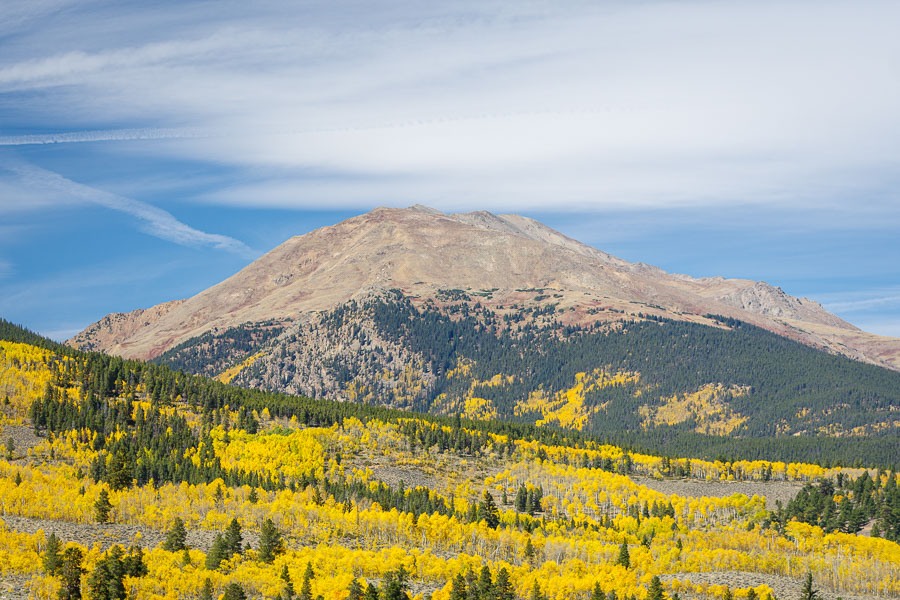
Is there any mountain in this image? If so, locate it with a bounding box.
[68,206,900,438]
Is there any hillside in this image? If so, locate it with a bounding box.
[70,206,899,371]
[3,320,900,600]
[147,293,900,442]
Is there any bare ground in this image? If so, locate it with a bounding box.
[633,476,804,509]
[661,571,888,600]
[0,425,44,460]
[1,515,258,553]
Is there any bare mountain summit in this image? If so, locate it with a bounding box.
[69,205,899,371]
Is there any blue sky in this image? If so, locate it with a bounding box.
[1,0,898,339]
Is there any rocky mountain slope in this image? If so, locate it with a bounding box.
[66,206,900,438]
[70,205,897,370]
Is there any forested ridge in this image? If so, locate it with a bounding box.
[2,318,900,599]
[152,293,900,460]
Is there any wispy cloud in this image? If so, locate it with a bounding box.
[2,1,900,212]
[1,162,254,256]
[822,288,900,313]
[0,127,198,146]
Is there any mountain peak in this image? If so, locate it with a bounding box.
[69,206,898,370]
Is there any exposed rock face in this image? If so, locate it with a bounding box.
[68,206,899,371]
[68,299,186,353]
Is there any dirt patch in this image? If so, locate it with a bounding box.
[661,571,882,600]
[634,477,803,509]
[0,425,44,459]
[360,459,442,492]
[1,515,258,553]
[0,572,32,600]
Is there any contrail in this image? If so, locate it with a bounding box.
[0,127,202,146]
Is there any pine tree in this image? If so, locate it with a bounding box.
[800,573,819,600]
[364,583,380,600]
[300,562,315,600]
[43,532,62,575]
[58,546,85,600]
[515,485,527,512]
[494,568,514,600]
[476,566,492,600]
[647,576,666,600]
[479,491,500,529]
[223,583,247,600]
[87,545,127,600]
[224,518,243,557]
[162,517,188,552]
[347,578,364,600]
[205,533,227,570]
[106,450,131,491]
[200,578,214,600]
[529,581,546,600]
[523,537,535,563]
[281,564,296,599]
[95,489,112,523]
[381,566,409,600]
[450,573,467,600]
[258,518,284,563]
[591,582,606,600]
[616,541,630,568]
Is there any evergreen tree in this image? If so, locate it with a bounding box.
[616,541,630,568]
[58,547,85,600]
[122,546,148,578]
[590,582,606,600]
[523,537,535,563]
[162,517,188,552]
[494,568,514,600]
[476,566,492,600]
[86,545,127,600]
[450,573,467,600]
[43,532,62,576]
[647,577,666,600]
[106,450,131,491]
[223,583,247,600]
[224,518,243,557]
[200,578,214,600]
[800,573,819,600]
[94,489,112,523]
[381,566,410,600]
[205,533,227,570]
[478,491,500,529]
[347,578,364,600]
[515,485,527,512]
[300,562,315,600]
[258,518,284,563]
[529,581,546,600]
[364,583,380,600]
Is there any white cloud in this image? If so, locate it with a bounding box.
[2,1,900,211]
[822,288,900,314]
[0,162,254,256]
